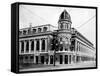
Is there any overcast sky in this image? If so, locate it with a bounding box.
[19,5,96,47]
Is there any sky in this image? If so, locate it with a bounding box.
[19,5,96,47]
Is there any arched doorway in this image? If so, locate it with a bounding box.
[60,55,63,64]
[50,55,53,64]
[36,56,39,64]
[65,55,68,64]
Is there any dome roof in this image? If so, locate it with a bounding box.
[59,10,72,23]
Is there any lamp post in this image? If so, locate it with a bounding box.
[51,31,59,66]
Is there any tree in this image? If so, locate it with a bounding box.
[51,32,59,66]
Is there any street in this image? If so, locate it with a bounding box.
[20,61,96,72]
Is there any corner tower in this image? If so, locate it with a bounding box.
[58,10,72,30]
[57,10,72,51]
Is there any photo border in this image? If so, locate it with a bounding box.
[11,2,98,73]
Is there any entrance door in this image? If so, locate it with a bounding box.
[36,56,38,64]
[41,56,44,64]
[65,55,68,64]
[60,55,63,64]
[50,55,53,64]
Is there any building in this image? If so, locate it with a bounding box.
[19,10,95,66]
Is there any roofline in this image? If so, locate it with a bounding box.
[71,28,93,46]
[19,24,57,30]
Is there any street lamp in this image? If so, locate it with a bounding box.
[51,32,59,66]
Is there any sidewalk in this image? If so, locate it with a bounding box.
[20,61,96,72]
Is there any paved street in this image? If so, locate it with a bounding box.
[20,61,96,72]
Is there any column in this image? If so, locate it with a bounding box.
[34,39,36,53]
[63,55,65,64]
[78,43,80,52]
[75,40,77,52]
[29,40,31,53]
[45,39,47,52]
[79,56,81,62]
[74,55,77,63]
[39,39,42,52]
[71,55,73,64]
[68,55,69,64]
[77,41,79,52]
[34,39,36,63]
[48,55,50,65]
[63,46,65,51]
[24,41,26,53]
[19,41,21,54]
[73,55,75,63]
[68,44,70,51]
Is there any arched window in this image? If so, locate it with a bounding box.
[38,28,42,32]
[42,40,45,51]
[60,44,63,51]
[21,41,24,53]
[36,40,39,51]
[19,31,22,35]
[60,23,63,29]
[65,48,68,51]
[33,29,36,33]
[26,41,29,52]
[60,37,62,41]
[23,30,27,35]
[31,41,34,51]
[43,27,47,32]
[28,29,31,34]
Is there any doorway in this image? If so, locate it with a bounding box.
[41,56,44,64]
[36,56,38,64]
[65,55,68,64]
[60,55,63,64]
[50,55,53,64]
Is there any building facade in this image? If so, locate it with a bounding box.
[19,10,95,66]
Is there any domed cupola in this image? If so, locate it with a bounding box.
[58,10,72,30]
[59,10,72,23]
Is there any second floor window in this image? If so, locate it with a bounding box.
[33,29,36,33]
[26,41,29,52]
[42,40,45,50]
[23,30,27,35]
[36,40,39,51]
[31,41,34,51]
[19,31,22,35]
[38,28,42,32]
[21,41,24,53]
[43,27,47,32]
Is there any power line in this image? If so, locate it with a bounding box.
[76,15,95,29]
[22,6,50,24]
